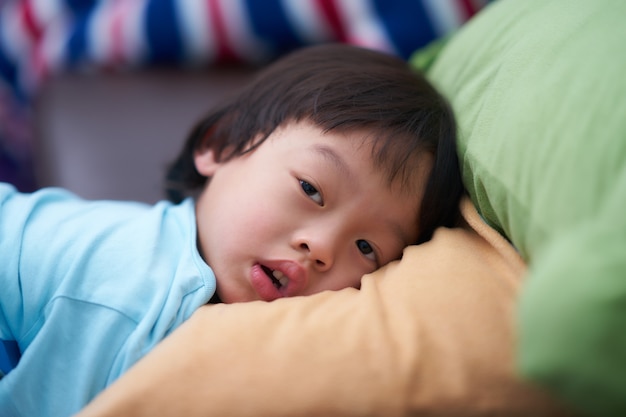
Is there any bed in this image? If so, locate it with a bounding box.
[2,0,626,416]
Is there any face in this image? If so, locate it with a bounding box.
[194,121,431,303]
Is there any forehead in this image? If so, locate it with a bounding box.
[266,121,379,174]
[266,121,429,242]
[268,120,432,196]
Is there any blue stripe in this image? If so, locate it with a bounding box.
[145,0,183,63]
[64,0,99,15]
[0,47,16,84]
[373,0,437,59]
[0,46,24,99]
[244,0,303,56]
[66,11,90,66]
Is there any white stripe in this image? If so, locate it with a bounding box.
[38,16,70,74]
[14,0,69,89]
[218,0,269,63]
[88,1,116,65]
[175,0,217,65]
[1,2,32,63]
[29,0,65,28]
[422,0,464,36]
[334,0,396,54]
[282,0,335,44]
[26,0,69,79]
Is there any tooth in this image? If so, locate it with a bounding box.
[278,277,289,287]
[272,270,284,279]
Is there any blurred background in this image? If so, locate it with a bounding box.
[0,0,487,203]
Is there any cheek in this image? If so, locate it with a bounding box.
[222,188,294,248]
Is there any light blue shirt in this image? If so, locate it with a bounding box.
[0,183,216,416]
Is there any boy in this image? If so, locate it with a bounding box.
[0,44,463,416]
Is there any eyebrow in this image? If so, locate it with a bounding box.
[311,144,354,181]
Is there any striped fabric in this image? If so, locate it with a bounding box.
[0,0,487,97]
[0,0,487,190]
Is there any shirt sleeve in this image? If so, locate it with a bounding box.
[0,184,212,416]
[0,183,78,345]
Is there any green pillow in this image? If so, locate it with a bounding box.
[416,0,626,415]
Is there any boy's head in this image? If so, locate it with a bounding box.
[167,44,463,303]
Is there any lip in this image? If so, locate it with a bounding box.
[249,260,307,301]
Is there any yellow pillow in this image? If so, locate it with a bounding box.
[77,198,572,417]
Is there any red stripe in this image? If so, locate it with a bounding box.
[315,0,348,43]
[19,0,43,41]
[26,0,47,88]
[458,0,480,20]
[207,0,239,63]
[30,45,48,91]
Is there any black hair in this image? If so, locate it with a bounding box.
[165,43,463,244]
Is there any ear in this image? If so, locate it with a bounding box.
[194,147,221,177]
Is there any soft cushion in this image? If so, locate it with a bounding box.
[424,0,626,415]
[77,198,570,417]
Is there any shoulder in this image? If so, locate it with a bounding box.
[1,183,152,223]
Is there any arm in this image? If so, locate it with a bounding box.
[0,184,141,416]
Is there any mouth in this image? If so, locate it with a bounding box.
[261,265,289,289]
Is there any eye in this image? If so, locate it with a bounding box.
[300,180,323,205]
[356,239,377,262]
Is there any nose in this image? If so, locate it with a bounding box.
[293,231,336,271]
